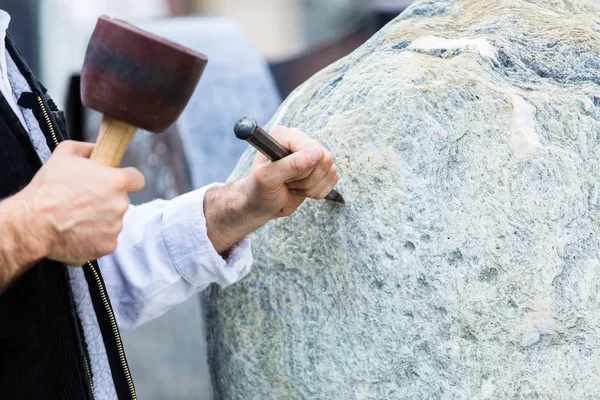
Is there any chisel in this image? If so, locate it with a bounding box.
[234,117,345,204]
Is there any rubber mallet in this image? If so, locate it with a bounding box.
[81,15,207,167]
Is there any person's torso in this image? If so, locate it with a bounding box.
[0,35,136,400]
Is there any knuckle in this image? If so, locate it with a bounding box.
[118,198,130,214]
[289,127,304,137]
[121,168,145,192]
[110,202,121,214]
[114,220,124,234]
[289,188,305,198]
[109,239,118,253]
[291,180,309,190]
[269,125,287,139]
[305,188,319,198]
[329,165,338,177]
[290,156,304,174]
[323,152,335,167]
[110,197,129,215]
[102,239,118,255]
[55,141,71,153]
[253,167,271,187]
[112,172,127,190]
[253,152,269,165]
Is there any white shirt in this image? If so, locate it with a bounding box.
[0,10,253,399]
[0,11,26,128]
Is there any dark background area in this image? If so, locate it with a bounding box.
[0,0,39,75]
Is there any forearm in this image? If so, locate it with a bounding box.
[0,195,45,293]
[204,179,270,255]
[103,185,254,329]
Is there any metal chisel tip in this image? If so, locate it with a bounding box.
[325,190,346,204]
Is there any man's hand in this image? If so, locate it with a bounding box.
[205,126,339,254]
[23,141,146,266]
[0,140,145,292]
[0,140,145,286]
[243,125,339,217]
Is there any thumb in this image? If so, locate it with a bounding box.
[55,140,95,158]
[118,167,146,193]
[270,146,324,184]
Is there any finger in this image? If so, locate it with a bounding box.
[252,150,270,167]
[262,146,324,186]
[118,167,146,193]
[55,140,95,157]
[276,192,306,218]
[288,189,307,199]
[291,167,340,200]
[287,151,335,188]
[269,126,327,181]
[270,126,320,153]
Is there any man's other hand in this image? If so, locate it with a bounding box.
[242,125,339,218]
[205,126,339,254]
[20,141,145,266]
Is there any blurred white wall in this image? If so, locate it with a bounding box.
[39,0,168,107]
[193,0,304,60]
[192,0,365,61]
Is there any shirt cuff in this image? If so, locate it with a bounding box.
[161,183,253,288]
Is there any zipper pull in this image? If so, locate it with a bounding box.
[16,91,39,109]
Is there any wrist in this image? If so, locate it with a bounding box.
[9,190,49,262]
[0,193,46,290]
[204,180,270,255]
[234,177,279,224]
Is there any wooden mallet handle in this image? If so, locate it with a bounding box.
[90,116,138,167]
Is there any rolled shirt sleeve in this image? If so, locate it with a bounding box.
[99,183,253,331]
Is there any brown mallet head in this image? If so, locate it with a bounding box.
[82,15,207,133]
[81,16,207,167]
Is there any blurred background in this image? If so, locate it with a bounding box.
[2,0,418,106]
[6,0,599,399]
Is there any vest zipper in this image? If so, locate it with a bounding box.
[36,96,59,147]
[84,356,95,399]
[37,95,136,400]
[86,261,136,399]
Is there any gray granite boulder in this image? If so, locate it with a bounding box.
[207,1,600,398]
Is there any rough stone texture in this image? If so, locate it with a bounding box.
[207,1,600,398]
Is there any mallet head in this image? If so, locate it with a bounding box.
[81,15,207,133]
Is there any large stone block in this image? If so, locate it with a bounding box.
[207,1,600,398]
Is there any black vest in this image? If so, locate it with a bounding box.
[0,35,136,399]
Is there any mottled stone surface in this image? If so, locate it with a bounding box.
[207,1,600,398]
